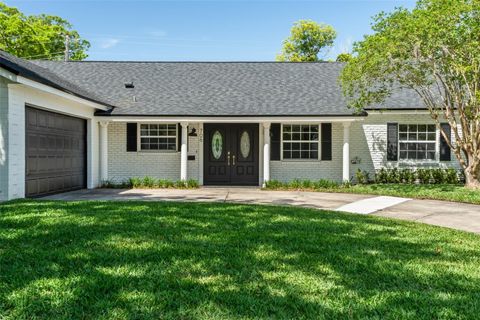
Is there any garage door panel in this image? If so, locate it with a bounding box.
[26,106,86,197]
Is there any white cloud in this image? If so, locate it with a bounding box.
[100,38,120,49]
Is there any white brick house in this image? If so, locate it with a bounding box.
[0,50,459,200]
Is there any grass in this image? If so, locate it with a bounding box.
[1,200,479,319]
[341,184,480,204]
[265,180,480,205]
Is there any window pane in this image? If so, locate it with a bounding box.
[427,151,435,160]
[399,133,408,140]
[418,133,427,140]
[427,133,436,140]
[408,124,417,132]
[292,133,301,140]
[310,143,318,151]
[292,143,300,151]
[283,142,291,151]
[310,151,318,159]
[302,133,310,140]
[292,151,300,158]
[400,151,407,159]
[283,150,291,159]
[427,143,436,151]
[292,125,300,132]
[418,124,426,132]
[301,151,309,158]
[427,125,435,132]
[283,125,291,133]
[399,124,408,132]
[408,132,417,140]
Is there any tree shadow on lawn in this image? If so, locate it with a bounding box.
[0,200,479,319]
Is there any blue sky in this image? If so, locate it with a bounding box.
[6,0,415,61]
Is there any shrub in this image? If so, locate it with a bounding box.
[399,169,415,184]
[129,177,142,188]
[355,169,370,184]
[289,179,302,189]
[186,179,199,188]
[375,168,389,184]
[416,169,432,184]
[313,179,339,189]
[301,179,314,189]
[142,176,157,188]
[174,180,187,188]
[265,180,284,189]
[430,168,445,184]
[444,168,459,184]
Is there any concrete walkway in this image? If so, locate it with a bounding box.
[44,187,480,234]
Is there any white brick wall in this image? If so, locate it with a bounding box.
[271,114,460,183]
[107,123,200,182]
[0,79,9,201]
[271,122,344,182]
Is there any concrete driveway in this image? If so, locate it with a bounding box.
[44,187,480,234]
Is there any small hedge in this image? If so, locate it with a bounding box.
[372,168,462,185]
[101,177,199,189]
[265,179,347,191]
[265,168,463,191]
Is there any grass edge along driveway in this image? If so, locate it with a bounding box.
[1,200,479,319]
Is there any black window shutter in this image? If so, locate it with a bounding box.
[177,123,182,152]
[321,123,332,160]
[126,123,137,152]
[270,123,281,160]
[387,123,398,161]
[440,123,451,161]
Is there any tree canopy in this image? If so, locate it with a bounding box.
[336,53,352,62]
[340,0,480,188]
[276,20,336,62]
[0,2,89,60]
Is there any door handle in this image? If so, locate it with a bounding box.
[227,151,230,166]
[232,155,236,166]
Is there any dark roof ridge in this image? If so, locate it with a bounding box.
[34,60,345,64]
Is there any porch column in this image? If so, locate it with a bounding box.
[99,121,109,182]
[342,122,351,182]
[262,122,271,187]
[180,122,188,181]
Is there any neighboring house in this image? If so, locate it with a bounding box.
[0,50,458,200]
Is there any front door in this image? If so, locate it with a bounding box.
[204,123,259,185]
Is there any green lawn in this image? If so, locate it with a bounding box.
[1,200,479,319]
[340,184,480,204]
[266,183,480,205]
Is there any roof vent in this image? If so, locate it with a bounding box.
[125,82,134,89]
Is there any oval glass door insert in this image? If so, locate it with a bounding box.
[240,131,250,158]
[211,130,223,159]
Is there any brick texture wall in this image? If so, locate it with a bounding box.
[0,79,8,201]
[107,123,200,182]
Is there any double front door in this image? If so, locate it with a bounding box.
[204,123,259,185]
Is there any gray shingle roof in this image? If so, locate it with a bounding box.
[32,60,424,116]
[1,50,424,116]
[0,50,114,108]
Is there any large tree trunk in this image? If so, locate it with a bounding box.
[464,159,480,189]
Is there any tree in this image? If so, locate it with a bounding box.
[336,53,352,62]
[0,2,89,60]
[276,20,336,62]
[340,0,480,188]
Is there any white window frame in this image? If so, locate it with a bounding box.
[397,123,438,162]
[280,123,321,161]
[137,123,178,152]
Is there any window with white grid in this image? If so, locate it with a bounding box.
[282,124,319,160]
[140,124,177,151]
[399,124,436,160]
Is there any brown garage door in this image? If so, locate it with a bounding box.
[25,106,86,197]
